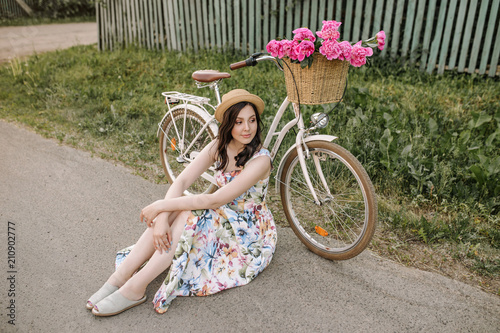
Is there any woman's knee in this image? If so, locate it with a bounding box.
[172,211,190,229]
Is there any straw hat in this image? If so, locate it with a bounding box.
[214,89,265,123]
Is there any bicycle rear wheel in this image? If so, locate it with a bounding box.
[280,140,377,260]
[159,104,217,195]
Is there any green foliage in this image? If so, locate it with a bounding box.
[1,0,94,21]
[321,65,500,210]
[30,0,95,19]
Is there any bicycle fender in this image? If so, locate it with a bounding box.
[156,104,218,137]
[274,135,337,194]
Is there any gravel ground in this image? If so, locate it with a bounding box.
[0,22,97,63]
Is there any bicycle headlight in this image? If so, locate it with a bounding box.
[311,113,329,128]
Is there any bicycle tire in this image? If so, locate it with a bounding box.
[280,140,377,260]
[159,105,217,195]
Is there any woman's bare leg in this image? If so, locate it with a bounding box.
[107,211,183,288]
[118,211,190,300]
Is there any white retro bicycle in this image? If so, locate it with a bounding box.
[157,53,377,260]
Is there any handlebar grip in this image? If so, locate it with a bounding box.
[230,56,259,70]
[230,60,248,70]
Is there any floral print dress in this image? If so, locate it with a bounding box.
[115,148,277,314]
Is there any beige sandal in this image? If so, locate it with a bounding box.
[86,282,119,310]
[92,290,147,317]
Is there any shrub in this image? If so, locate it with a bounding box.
[31,0,95,18]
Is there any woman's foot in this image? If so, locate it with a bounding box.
[92,290,147,317]
[86,282,119,310]
[86,269,131,310]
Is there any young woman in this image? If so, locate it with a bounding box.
[87,89,277,316]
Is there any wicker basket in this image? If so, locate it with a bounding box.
[282,54,350,105]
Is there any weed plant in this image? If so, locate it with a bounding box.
[0,45,498,284]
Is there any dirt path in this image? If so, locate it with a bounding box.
[0,22,97,63]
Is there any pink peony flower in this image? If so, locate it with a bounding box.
[316,20,342,40]
[266,39,282,58]
[288,40,300,60]
[292,27,316,42]
[319,39,341,60]
[296,40,315,61]
[267,20,383,67]
[338,41,352,61]
[280,39,293,58]
[350,41,373,67]
[376,30,386,50]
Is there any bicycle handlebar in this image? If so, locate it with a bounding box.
[229,59,255,70]
[230,53,283,71]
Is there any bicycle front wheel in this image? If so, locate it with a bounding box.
[280,140,377,260]
[159,104,217,195]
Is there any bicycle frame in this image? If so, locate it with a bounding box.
[157,66,337,205]
[262,98,337,205]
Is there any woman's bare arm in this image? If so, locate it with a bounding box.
[141,154,271,218]
[142,140,217,253]
[163,140,218,200]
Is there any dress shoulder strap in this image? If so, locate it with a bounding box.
[246,148,271,165]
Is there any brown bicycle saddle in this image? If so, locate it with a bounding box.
[192,70,231,82]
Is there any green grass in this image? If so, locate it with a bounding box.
[0,45,498,289]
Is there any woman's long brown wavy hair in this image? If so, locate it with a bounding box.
[215,102,263,172]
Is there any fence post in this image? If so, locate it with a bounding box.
[226,0,233,48]
[401,0,417,58]
[437,0,458,74]
[410,0,426,63]
[256,0,262,52]
[458,0,478,73]
[334,0,340,21]
[391,0,404,59]
[362,0,374,39]
[343,0,353,42]
[488,23,500,77]
[14,0,32,15]
[468,0,490,73]
[242,0,248,53]
[286,0,293,39]
[372,0,384,33]
[351,0,363,42]
[479,0,499,75]
[234,0,241,50]
[249,0,255,53]
[426,0,448,73]
[381,0,394,58]
[97,3,102,51]
[448,0,468,69]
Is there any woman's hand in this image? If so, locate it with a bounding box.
[152,214,172,254]
[140,200,165,227]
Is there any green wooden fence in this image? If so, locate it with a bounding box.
[97,0,500,77]
[0,0,35,17]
